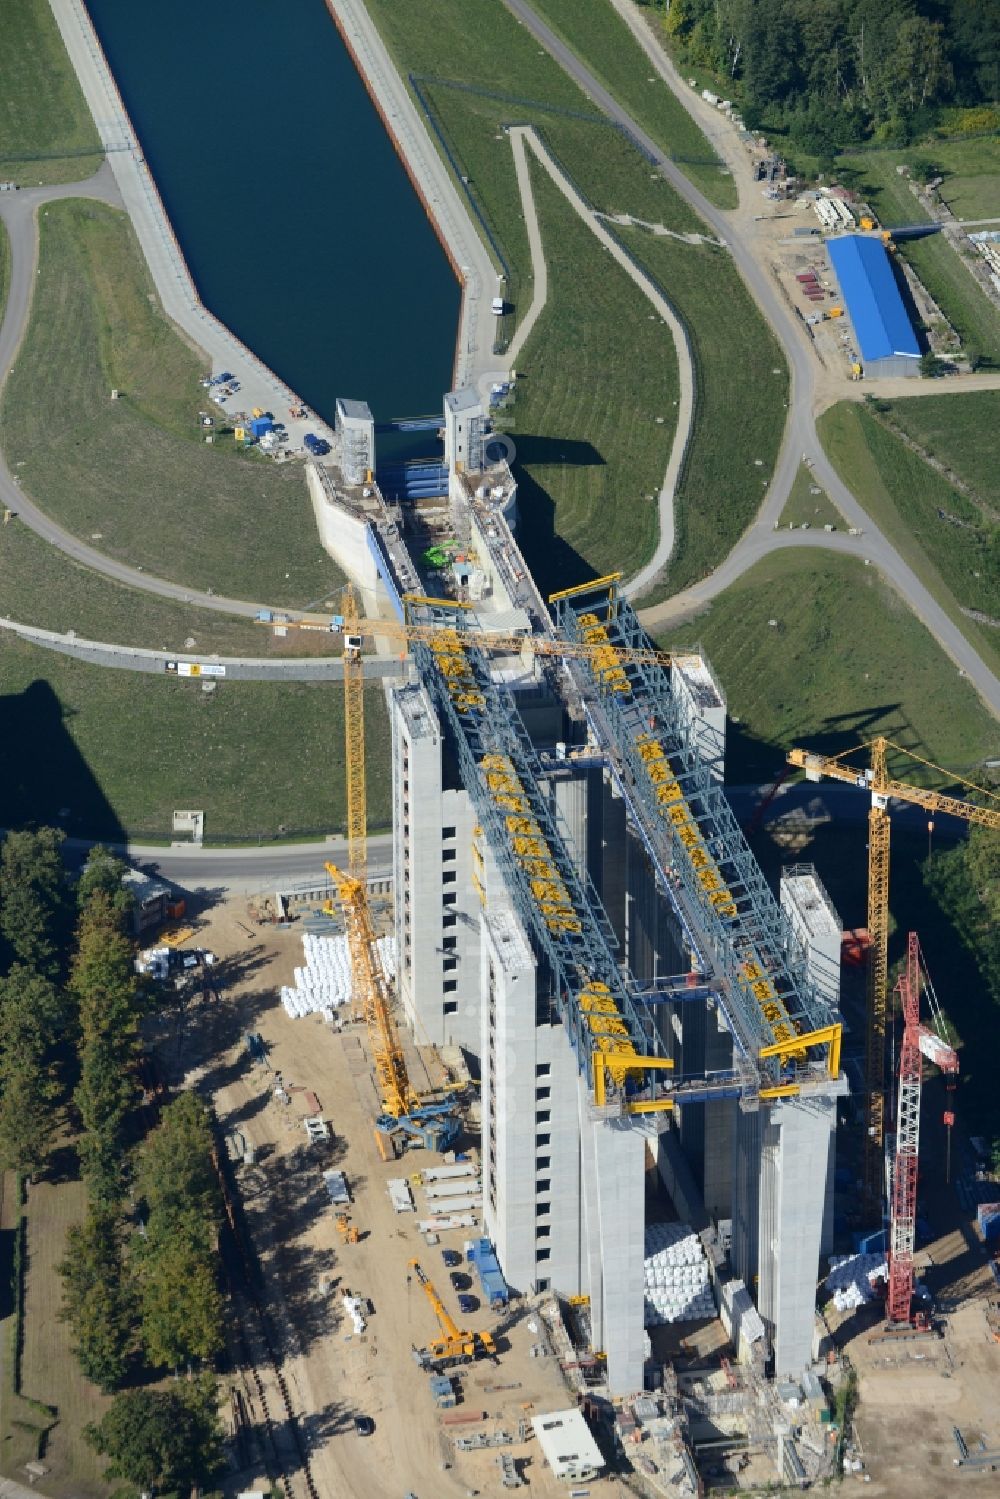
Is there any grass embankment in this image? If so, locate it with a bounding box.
[839,148,1000,366]
[818,402,1000,677]
[0,636,391,842]
[778,464,842,530]
[525,0,736,207]
[0,200,339,605]
[616,229,788,595]
[508,161,678,591]
[0,523,337,656]
[365,0,783,589]
[880,389,1000,502]
[657,550,998,784]
[0,0,102,185]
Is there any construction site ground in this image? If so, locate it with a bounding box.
[825,1073,1000,1499]
[151,896,629,1499]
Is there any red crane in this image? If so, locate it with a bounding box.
[887,934,959,1326]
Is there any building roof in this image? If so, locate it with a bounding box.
[827,236,920,364]
[336,397,373,422]
[444,386,482,414]
[531,1409,605,1480]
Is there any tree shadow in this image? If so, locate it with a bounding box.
[0,679,126,840]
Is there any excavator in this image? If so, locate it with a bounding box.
[409,1259,497,1372]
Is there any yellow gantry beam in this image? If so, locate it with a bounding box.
[759,1022,843,1080]
[547,573,623,603]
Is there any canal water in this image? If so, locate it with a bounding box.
[84,0,460,445]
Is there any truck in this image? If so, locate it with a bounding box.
[468,1237,510,1310]
[323,1169,351,1207]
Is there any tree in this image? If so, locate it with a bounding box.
[919,349,939,376]
[73,892,141,1203]
[0,965,63,1179]
[137,1229,224,1371]
[85,1378,222,1495]
[0,828,69,978]
[135,1091,221,1230]
[58,1207,134,1391]
[134,1093,224,1372]
[76,846,133,929]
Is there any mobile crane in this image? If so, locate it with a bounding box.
[409,1259,497,1371]
[786,738,999,1214]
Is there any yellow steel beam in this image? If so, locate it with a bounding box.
[759,1083,801,1101]
[547,573,622,604]
[759,1022,843,1079]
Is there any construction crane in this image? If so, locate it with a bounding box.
[786,738,1000,1215]
[408,1259,497,1371]
[323,587,461,1157]
[886,933,958,1330]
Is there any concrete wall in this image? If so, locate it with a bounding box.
[306,467,380,595]
[481,906,582,1297]
[391,683,480,1054]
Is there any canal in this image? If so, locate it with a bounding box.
[83,0,460,442]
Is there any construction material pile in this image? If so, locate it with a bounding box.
[280,933,395,1019]
[824,1253,888,1311]
[643,1223,714,1325]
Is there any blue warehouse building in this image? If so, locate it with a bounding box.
[827,235,921,378]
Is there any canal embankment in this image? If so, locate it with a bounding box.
[47,0,324,445]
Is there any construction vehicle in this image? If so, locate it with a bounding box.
[409,1258,497,1371]
[883,933,957,1333]
[786,738,999,1214]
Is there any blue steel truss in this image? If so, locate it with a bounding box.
[552,583,837,1070]
[409,612,665,1090]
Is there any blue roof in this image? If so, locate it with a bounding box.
[827,236,920,363]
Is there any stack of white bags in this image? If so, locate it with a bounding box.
[280,933,396,1020]
[824,1253,888,1311]
[643,1223,715,1326]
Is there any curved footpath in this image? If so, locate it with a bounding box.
[508,126,694,594]
[502,0,1000,719]
[0,4,995,722]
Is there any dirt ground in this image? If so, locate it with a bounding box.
[155,897,630,1499]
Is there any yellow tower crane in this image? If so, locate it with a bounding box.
[786,738,1000,1213]
[275,580,678,1130]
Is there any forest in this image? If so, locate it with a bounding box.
[647,0,1000,154]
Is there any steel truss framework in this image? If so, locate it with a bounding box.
[550,580,838,1092]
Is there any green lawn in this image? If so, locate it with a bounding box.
[657,550,998,785]
[818,402,1000,675]
[616,227,789,596]
[0,0,102,186]
[15,1177,111,1498]
[0,522,333,655]
[526,0,736,206]
[838,148,1000,366]
[0,200,339,605]
[880,390,1000,505]
[778,464,843,531]
[0,636,391,841]
[509,160,678,592]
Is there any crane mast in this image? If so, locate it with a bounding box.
[887,934,958,1326]
[787,738,998,1217]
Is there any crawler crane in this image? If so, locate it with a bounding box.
[409,1259,497,1371]
[786,738,999,1214]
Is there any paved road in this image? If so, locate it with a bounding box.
[502,0,1000,719]
[0,617,407,681]
[60,831,395,893]
[507,126,693,595]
